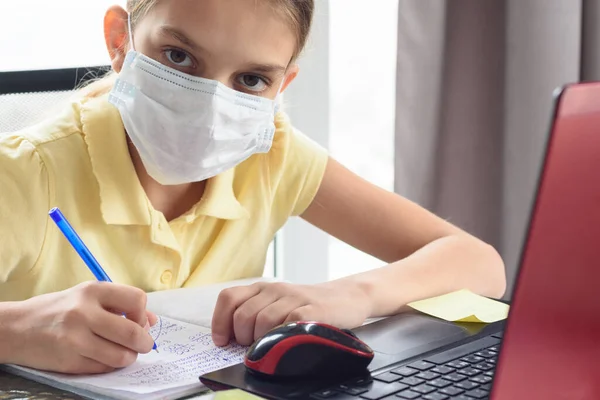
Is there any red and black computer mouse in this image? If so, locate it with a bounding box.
[244,321,374,379]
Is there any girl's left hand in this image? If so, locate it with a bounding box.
[211,281,373,346]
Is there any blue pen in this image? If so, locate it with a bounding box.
[48,207,158,352]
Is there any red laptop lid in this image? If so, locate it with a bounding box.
[491,83,600,400]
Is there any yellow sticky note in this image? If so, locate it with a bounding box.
[408,290,509,323]
[211,389,265,400]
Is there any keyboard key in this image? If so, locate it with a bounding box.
[400,377,424,386]
[473,362,495,371]
[481,383,492,391]
[475,350,497,358]
[484,371,495,377]
[392,366,419,377]
[408,360,436,371]
[445,373,467,382]
[488,346,499,352]
[488,357,497,364]
[425,337,500,365]
[416,371,440,380]
[423,393,449,400]
[411,384,436,394]
[455,380,479,390]
[338,384,368,396]
[311,389,340,398]
[470,375,493,384]
[447,361,470,369]
[461,355,485,364]
[429,378,452,388]
[374,372,401,383]
[454,396,474,400]
[359,381,408,400]
[458,367,481,377]
[465,388,490,399]
[343,388,368,396]
[396,390,421,399]
[349,377,374,386]
[431,366,455,375]
[440,386,465,396]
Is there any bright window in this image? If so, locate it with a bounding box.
[0,0,124,72]
[328,0,398,280]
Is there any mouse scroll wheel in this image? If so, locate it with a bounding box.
[342,329,358,338]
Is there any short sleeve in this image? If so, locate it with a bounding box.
[0,133,49,283]
[268,113,329,219]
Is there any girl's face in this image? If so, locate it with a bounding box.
[105,0,300,100]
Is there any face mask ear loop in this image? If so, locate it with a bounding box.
[127,13,136,51]
[273,78,286,114]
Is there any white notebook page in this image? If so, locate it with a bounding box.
[8,316,246,399]
[146,277,278,328]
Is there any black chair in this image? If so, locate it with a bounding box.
[0,66,110,132]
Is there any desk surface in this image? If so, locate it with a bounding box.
[0,370,83,399]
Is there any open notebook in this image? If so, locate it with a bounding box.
[3,277,274,400]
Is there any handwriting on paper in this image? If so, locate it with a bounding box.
[149,317,185,341]
[157,340,196,356]
[189,332,214,346]
[57,317,247,394]
[119,344,247,386]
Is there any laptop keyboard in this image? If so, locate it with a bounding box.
[310,335,502,400]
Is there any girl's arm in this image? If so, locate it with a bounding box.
[0,302,19,363]
[301,158,506,316]
[211,157,506,346]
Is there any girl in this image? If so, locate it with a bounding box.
[0,0,505,374]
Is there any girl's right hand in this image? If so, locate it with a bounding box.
[3,281,157,374]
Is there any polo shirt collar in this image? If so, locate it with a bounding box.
[79,95,248,225]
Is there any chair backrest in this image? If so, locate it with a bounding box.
[0,66,110,133]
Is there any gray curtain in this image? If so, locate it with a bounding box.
[395,0,600,297]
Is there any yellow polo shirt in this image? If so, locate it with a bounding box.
[0,94,328,301]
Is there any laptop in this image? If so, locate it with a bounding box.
[200,81,600,400]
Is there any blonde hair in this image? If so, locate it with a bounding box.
[81,0,314,98]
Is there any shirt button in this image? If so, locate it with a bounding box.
[160,270,173,284]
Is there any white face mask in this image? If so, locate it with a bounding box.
[108,17,281,185]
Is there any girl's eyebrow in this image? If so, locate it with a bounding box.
[158,25,288,74]
[244,63,287,75]
[159,26,203,52]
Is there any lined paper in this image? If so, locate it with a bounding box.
[8,317,246,399]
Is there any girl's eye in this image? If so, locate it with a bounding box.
[165,49,193,67]
[236,74,268,92]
